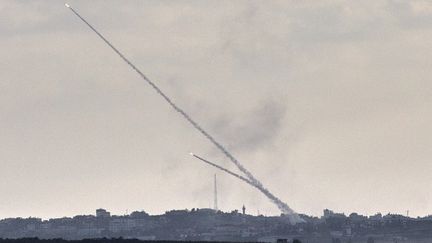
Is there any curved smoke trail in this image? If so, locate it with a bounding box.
[66,4,302,223]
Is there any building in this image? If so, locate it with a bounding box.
[96,208,111,218]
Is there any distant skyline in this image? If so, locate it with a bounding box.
[1,0,432,219]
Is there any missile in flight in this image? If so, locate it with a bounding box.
[190,152,252,185]
[65,3,302,223]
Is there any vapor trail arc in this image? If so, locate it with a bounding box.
[65,3,301,223]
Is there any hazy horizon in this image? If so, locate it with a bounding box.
[1,0,432,219]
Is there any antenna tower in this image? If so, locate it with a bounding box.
[214,174,218,211]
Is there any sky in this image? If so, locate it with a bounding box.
[1,0,432,219]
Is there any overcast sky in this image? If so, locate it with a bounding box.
[1,0,432,219]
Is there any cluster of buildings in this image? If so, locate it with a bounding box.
[1,208,432,242]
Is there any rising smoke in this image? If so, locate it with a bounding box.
[66,4,303,224]
[211,101,287,152]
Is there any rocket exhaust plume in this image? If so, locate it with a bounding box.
[65,4,302,223]
[190,153,253,185]
[191,153,304,224]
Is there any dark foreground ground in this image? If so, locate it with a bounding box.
[0,240,291,243]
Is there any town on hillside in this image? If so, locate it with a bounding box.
[1,208,432,243]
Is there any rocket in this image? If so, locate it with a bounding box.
[64,3,303,224]
[190,152,252,185]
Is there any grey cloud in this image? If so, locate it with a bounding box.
[210,101,286,152]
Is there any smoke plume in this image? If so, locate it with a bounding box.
[191,153,252,185]
[66,5,303,223]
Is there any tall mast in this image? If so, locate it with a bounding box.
[214,174,218,211]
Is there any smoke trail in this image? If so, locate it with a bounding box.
[65,4,302,223]
[191,153,253,185]
[191,153,304,224]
